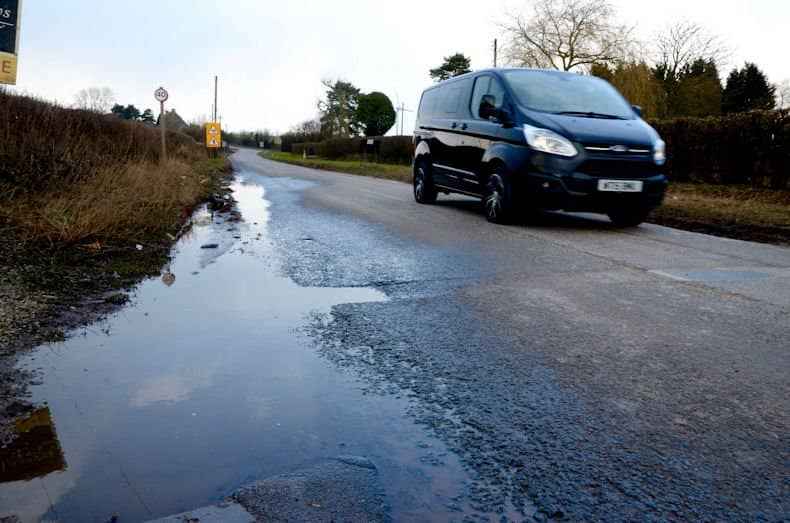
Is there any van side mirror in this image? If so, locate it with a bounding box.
[632,105,643,118]
[479,95,496,119]
[479,95,514,127]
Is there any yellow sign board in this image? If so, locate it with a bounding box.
[1,0,22,85]
[205,122,222,149]
[0,53,17,85]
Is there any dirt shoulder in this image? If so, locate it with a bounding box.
[260,151,789,246]
[650,183,790,246]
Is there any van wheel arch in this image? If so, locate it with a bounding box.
[413,156,438,204]
[481,159,508,185]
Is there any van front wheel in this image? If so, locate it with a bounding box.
[413,160,438,204]
[484,170,513,224]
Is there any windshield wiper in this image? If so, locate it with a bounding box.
[552,111,624,120]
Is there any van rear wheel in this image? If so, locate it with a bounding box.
[413,160,438,204]
[484,169,513,224]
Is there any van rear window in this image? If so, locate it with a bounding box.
[419,89,439,119]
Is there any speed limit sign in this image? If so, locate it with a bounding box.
[154,87,169,103]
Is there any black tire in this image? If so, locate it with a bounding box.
[413,159,438,204]
[484,168,514,224]
[607,207,651,227]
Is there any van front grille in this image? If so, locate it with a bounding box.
[577,158,658,179]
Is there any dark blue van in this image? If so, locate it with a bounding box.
[412,68,667,225]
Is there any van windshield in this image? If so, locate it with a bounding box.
[503,70,635,120]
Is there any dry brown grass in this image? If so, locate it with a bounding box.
[651,183,790,245]
[5,160,209,244]
[0,90,222,245]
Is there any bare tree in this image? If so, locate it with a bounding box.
[293,118,322,135]
[654,21,729,81]
[74,87,116,113]
[501,0,633,72]
[776,79,790,109]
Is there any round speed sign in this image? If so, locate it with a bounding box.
[154,87,169,103]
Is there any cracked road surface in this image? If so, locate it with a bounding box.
[232,149,788,521]
[2,148,787,522]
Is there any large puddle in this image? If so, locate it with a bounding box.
[0,172,471,522]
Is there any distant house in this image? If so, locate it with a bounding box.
[157,109,187,131]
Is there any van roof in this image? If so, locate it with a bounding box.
[424,67,583,91]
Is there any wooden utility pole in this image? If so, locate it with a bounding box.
[493,38,498,67]
[214,76,218,122]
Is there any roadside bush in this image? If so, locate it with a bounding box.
[8,160,206,243]
[288,113,789,189]
[281,130,325,152]
[650,110,789,188]
[0,90,212,243]
[180,123,205,144]
[292,136,413,165]
[0,90,203,196]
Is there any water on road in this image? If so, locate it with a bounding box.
[0,171,472,522]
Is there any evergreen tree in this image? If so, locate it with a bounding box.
[318,80,361,137]
[722,62,776,113]
[652,58,722,118]
[140,109,156,123]
[674,58,722,117]
[356,92,396,136]
[429,53,472,82]
[111,104,142,121]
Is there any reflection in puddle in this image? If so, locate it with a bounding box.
[160,265,176,288]
[130,372,214,408]
[0,408,66,484]
[0,171,470,522]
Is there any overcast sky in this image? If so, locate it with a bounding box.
[8,0,789,134]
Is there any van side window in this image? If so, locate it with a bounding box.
[471,76,506,120]
[439,86,462,115]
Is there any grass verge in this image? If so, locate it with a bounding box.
[261,151,412,182]
[261,151,789,246]
[651,183,790,246]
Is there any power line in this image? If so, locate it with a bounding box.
[396,102,412,136]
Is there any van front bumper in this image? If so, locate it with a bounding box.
[516,171,668,212]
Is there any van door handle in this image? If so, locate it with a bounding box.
[461,123,468,130]
[451,122,458,129]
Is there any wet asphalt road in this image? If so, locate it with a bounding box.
[231,148,789,521]
[2,148,787,522]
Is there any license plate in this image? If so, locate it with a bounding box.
[597,180,644,192]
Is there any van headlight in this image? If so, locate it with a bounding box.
[523,124,577,157]
[653,139,666,165]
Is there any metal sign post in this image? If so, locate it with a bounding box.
[0,0,23,85]
[154,87,169,163]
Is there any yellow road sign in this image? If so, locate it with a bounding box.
[1,1,22,85]
[0,53,17,84]
[205,122,222,148]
